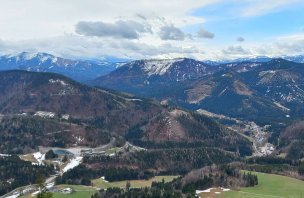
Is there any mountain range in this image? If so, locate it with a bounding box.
[0,52,120,82]
[1,52,304,158]
[0,70,251,155]
[93,58,304,125]
[1,52,304,197]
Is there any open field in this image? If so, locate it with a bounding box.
[92,175,179,189]
[20,191,96,198]
[51,191,96,198]
[19,154,38,164]
[18,176,178,198]
[17,176,178,198]
[19,185,97,198]
[217,172,304,198]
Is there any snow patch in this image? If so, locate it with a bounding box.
[0,154,11,157]
[196,188,214,193]
[125,98,142,102]
[46,182,55,189]
[6,193,20,198]
[34,111,55,118]
[62,157,83,173]
[33,152,45,165]
[23,52,38,60]
[142,59,184,76]
[61,114,70,120]
[31,190,40,196]
[196,187,230,195]
[40,56,49,63]
[49,79,68,86]
[51,57,58,63]
[273,102,290,112]
[259,70,276,77]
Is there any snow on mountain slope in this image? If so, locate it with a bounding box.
[113,58,222,82]
[141,58,184,76]
[0,52,119,81]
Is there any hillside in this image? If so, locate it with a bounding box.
[279,120,304,159]
[185,72,287,122]
[93,58,223,97]
[94,58,304,124]
[0,70,252,155]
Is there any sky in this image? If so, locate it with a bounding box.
[0,0,303,61]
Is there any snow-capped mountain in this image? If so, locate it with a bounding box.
[283,55,304,63]
[203,56,272,65]
[0,52,119,81]
[93,57,304,123]
[206,55,304,65]
[104,58,222,82]
[91,58,224,98]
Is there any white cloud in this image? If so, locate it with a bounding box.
[1,32,303,61]
[197,28,215,39]
[0,0,216,40]
[241,0,302,17]
[236,37,245,42]
[159,25,185,40]
[222,45,251,56]
[75,20,152,39]
[0,0,302,61]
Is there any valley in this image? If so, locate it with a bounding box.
[1,1,304,197]
[197,109,274,156]
[1,57,304,198]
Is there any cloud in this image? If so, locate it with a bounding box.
[197,28,214,39]
[271,33,304,55]
[0,34,203,60]
[75,20,152,39]
[241,0,302,17]
[237,37,245,42]
[159,25,185,40]
[222,45,251,55]
[136,14,147,20]
[0,0,303,61]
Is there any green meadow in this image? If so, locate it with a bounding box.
[220,172,304,198]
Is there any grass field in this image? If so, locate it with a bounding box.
[218,172,304,198]
[19,154,38,164]
[105,147,121,155]
[20,176,178,198]
[92,175,179,189]
[19,185,97,198]
[51,191,96,198]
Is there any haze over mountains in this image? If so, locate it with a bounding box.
[0,52,121,82]
[1,52,304,82]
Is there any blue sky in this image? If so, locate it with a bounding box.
[189,2,304,44]
[0,0,303,60]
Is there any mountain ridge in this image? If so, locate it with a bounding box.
[93,57,304,124]
[0,52,120,81]
[0,70,252,155]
